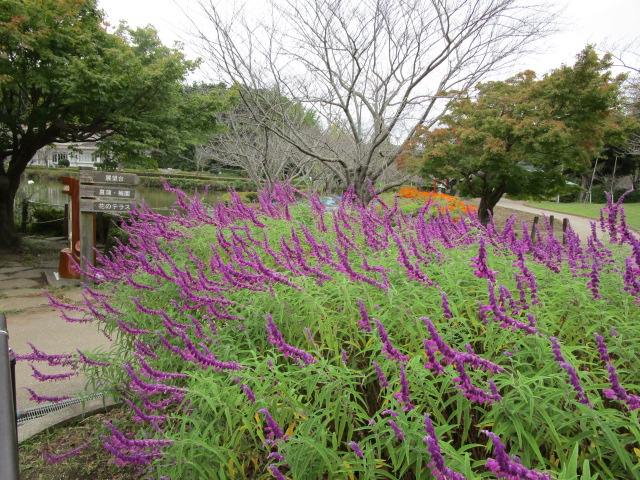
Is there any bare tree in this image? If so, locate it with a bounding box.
[191,0,558,202]
[199,88,319,190]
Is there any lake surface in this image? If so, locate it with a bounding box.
[19,179,226,212]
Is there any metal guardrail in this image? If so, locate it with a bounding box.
[0,314,19,479]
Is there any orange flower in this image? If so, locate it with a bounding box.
[396,187,475,218]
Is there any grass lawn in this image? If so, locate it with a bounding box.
[524,201,640,231]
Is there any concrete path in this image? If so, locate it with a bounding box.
[496,198,608,241]
[0,238,112,417]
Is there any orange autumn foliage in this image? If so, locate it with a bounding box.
[397,187,477,218]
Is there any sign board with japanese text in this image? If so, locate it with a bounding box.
[80,185,137,199]
[78,171,140,185]
[79,200,135,213]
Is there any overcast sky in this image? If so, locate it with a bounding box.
[98,0,639,81]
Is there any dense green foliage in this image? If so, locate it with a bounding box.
[409,47,636,225]
[0,0,224,247]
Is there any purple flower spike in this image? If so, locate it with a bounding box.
[266,314,316,366]
[596,333,640,411]
[267,451,286,463]
[374,318,409,364]
[550,338,592,407]
[372,361,389,387]
[423,414,466,480]
[594,334,611,363]
[441,292,453,319]
[393,364,415,412]
[482,430,551,480]
[357,298,372,332]
[26,388,73,404]
[348,441,364,458]
[388,420,405,441]
[239,384,256,403]
[259,408,288,445]
[40,441,91,464]
[29,364,78,382]
[471,237,499,282]
[267,465,288,480]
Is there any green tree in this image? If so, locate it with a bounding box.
[409,47,634,225]
[0,0,222,247]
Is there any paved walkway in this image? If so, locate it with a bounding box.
[496,198,607,241]
[0,238,112,415]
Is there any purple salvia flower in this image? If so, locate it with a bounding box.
[16,343,75,366]
[40,441,91,464]
[594,333,611,363]
[441,292,453,319]
[374,318,409,364]
[341,349,348,365]
[423,339,446,374]
[423,414,467,480]
[550,337,592,407]
[357,298,372,332]
[482,430,551,480]
[393,364,415,412]
[382,409,399,417]
[240,384,256,403]
[134,340,158,359]
[25,388,72,404]
[372,360,389,387]
[596,334,640,411]
[267,465,288,480]
[76,350,110,367]
[266,314,316,366]
[471,237,499,283]
[348,441,364,458]
[388,420,405,441]
[123,363,185,396]
[452,363,501,404]
[267,452,286,463]
[135,354,187,380]
[103,421,173,448]
[304,327,315,344]
[29,364,78,382]
[259,408,288,445]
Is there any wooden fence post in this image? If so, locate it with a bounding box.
[530,216,539,242]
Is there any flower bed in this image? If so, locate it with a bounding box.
[19,184,640,479]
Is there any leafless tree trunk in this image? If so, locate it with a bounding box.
[191,0,558,203]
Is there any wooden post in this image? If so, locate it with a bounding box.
[562,218,569,245]
[79,212,96,283]
[530,216,539,242]
[96,212,104,244]
[63,204,69,238]
[549,215,555,232]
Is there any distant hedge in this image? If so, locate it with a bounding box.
[560,186,640,203]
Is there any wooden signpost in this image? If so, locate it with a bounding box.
[77,169,139,282]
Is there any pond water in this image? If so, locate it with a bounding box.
[19,179,226,212]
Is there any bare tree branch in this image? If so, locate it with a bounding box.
[191,0,559,201]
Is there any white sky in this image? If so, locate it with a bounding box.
[97,0,639,81]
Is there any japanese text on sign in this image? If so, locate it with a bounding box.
[80,200,134,212]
